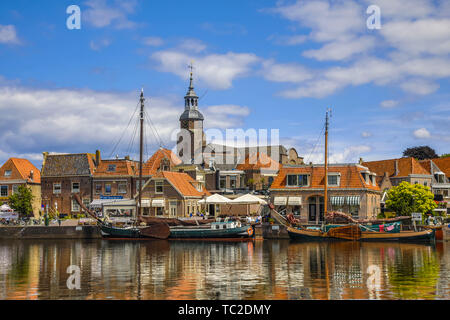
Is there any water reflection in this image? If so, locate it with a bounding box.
[0,240,448,300]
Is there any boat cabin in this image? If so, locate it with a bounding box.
[211,221,241,230]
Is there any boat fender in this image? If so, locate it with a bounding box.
[247,227,254,236]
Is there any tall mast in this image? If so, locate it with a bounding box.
[138,89,145,222]
[324,109,329,216]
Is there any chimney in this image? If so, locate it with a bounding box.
[42,152,49,173]
[29,170,34,182]
[95,150,101,166]
[125,155,130,160]
[394,160,399,176]
[359,157,363,165]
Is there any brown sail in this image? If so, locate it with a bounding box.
[325,224,361,241]
[139,223,170,239]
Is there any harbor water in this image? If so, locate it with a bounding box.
[0,239,449,300]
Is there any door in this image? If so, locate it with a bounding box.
[309,203,316,222]
[209,204,215,216]
[169,201,177,217]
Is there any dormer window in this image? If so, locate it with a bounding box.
[286,174,309,187]
[4,170,11,177]
[327,173,340,186]
[107,164,116,172]
[435,172,445,184]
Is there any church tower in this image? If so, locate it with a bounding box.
[177,65,206,164]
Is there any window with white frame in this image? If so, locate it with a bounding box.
[82,198,90,209]
[118,182,127,194]
[95,183,102,194]
[327,174,340,186]
[4,170,11,177]
[219,176,226,189]
[286,174,309,187]
[53,183,61,194]
[72,199,80,212]
[0,185,8,197]
[12,184,19,194]
[155,180,163,193]
[105,184,111,194]
[72,182,80,193]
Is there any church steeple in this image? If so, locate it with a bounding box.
[180,62,203,120]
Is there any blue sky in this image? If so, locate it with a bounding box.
[0,0,449,167]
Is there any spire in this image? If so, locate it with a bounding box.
[188,61,194,91]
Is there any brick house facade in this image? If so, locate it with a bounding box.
[0,158,41,218]
[270,163,381,224]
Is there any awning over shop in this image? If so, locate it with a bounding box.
[287,197,302,206]
[141,200,151,207]
[232,194,267,205]
[151,199,165,207]
[330,196,345,206]
[346,196,360,206]
[274,197,287,206]
[198,194,231,204]
[90,199,116,209]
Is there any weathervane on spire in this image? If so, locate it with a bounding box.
[188,60,195,90]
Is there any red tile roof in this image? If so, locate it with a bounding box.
[430,157,450,177]
[153,171,210,197]
[362,157,430,178]
[0,158,41,183]
[270,164,380,191]
[94,159,137,176]
[142,148,182,176]
[236,152,281,171]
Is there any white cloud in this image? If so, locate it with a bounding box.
[89,38,112,51]
[0,25,20,44]
[380,100,399,108]
[266,0,450,99]
[413,128,431,139]
[0,83,252,164]
[302,37,375,61]
[83,0,138,29]
[262,60,312,83]
[142,36,164,47]
[268,34,307,46]
[151,50,260,90]
[272,0,364,43]
[177,38,207,53]
[400,79,440,95]
[203,105,250,129]
[361,131,372,138]
[307,145,372,164]
[381,18,450,56]
[279,79,342,99]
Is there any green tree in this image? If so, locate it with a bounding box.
[8,185,34,218]
[385,181,437,218]
[440,153,450,158]
[247,178,255,189]
[402,146,438,160]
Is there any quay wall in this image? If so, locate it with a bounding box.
[0,226,102,239]
[262,223,290,239]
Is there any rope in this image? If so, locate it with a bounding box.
[108,101,140,159]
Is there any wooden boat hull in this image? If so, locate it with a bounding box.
[169,225,254,239]
[100,223,170,239]
[423,226,443,241]
[288,226,435,243]
[287,227,327,241]
[360,229,435,242]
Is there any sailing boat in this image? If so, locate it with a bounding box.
[75,90,170,239]
[286,110,435,242]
